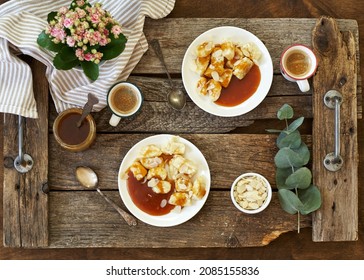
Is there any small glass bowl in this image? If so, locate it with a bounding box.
[53,108,96,152]
[230,172,272,214]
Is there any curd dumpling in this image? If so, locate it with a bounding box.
[175,174,193,192]
[129,161,147,181]
[206,79,222,101]
[162,138,185,155]
[147,179,171,194]
[240,42,262,64]
[219,69,233,88]
[233,57,254,80]
[168,192,192,207]
[179,160,197,177]
[196,41,214,57]
[146,166,167,180]
[195,55,211,76]
[140,144,162,158]
[221,41,235,60]
[197,77,208,95]
[192,176,206,200]
[140,156,163,169]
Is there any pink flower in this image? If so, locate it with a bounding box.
[50,28,66,41]
[66,36,75,47]
[59,6,68,15]
[76,0,85,7]
[90,13,100,24]
[99,37,108,46]
[84,53,93,61]
[63,18,74,28]
[111,25,122,36]
[75,48,84,60]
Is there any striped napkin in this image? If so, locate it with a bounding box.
[0,0,175,118]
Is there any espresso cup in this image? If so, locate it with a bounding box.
[107,82,143,127]
[280,44,318,92]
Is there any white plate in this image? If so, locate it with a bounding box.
[182,26,273,117]
[118,134,211,227]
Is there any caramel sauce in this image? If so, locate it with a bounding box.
[215,64,261,107]
[57,112,90,145]
[127,170,175,216]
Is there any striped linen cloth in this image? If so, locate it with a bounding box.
[0,0,175,118]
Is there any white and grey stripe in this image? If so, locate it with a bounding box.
[0,0,175,118]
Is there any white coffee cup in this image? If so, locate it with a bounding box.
[280,44,318,92]
[107,82,143,127]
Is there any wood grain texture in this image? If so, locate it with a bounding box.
[48,191,310,248]
[48,133,311,192]
[312,17,358,241]
[1,0,364,259]
[2,59,49,247]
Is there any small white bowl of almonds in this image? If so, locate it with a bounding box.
[231,172,272,214]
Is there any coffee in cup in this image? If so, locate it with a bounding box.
[107,82,143,126]
[280,44,318,92]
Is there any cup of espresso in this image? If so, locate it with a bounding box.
[107,82,143,127]
[280,44,318,92]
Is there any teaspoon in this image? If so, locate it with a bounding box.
[77,93,99,127]
[150,39,186,110]
[75,166,137,226]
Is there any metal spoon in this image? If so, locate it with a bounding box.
[75,166,137,226]
[77,93,99,127]
[150,39,186,110]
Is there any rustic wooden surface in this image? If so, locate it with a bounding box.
[312,17,358,241]
[1,0,364,259]
[2,58,49,248]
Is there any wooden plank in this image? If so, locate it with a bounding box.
[3,59,49,247]
[48,191,311,248]
[48,133,311,191]
[312,17,358,241]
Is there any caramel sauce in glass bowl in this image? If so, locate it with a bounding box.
[53,108,96,152]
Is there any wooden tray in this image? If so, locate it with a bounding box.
[2,17,360,248]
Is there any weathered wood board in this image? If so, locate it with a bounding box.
[312,17,358,241]
[2,18,360,248]
[3,59,49,248]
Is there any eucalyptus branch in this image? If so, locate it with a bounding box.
[267,104,322,233]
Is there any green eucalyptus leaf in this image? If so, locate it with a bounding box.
[276,167,294,189]
[277,130,301,149]
[100,33,127,60]
[37,31,64,52]
[277,104,294,120]
[298,185,322,214]
[274,147,305,168]
[292,142,310,166]
[47,11,57,23]
[81,61,99,81]
[278,189,303,214]
[285,167,312,189]
[286,117,304,133]
[53,53,79,70]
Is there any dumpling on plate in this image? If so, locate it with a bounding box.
[240,42,262,64]
[197,77,208,96]
[221,41,235,60]
[195,55,210,76]
[233,57,254,80]
[162,138,186,155]
[219,68,233,88]
[192,176,206,200]
[129,161,147,181]
[196,41,214,57]
[175,174,193,192]
[147,179,171,194]
[168,192,192,207]
[206,79,222,101]
[146,166,168,180]
[140,156,164,169]
[139,144,162,158]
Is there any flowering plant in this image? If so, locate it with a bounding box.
[37,0,127,81]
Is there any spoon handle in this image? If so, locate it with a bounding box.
[96,188,137,226]
[77,93,99,127]
[150,39,174,88]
